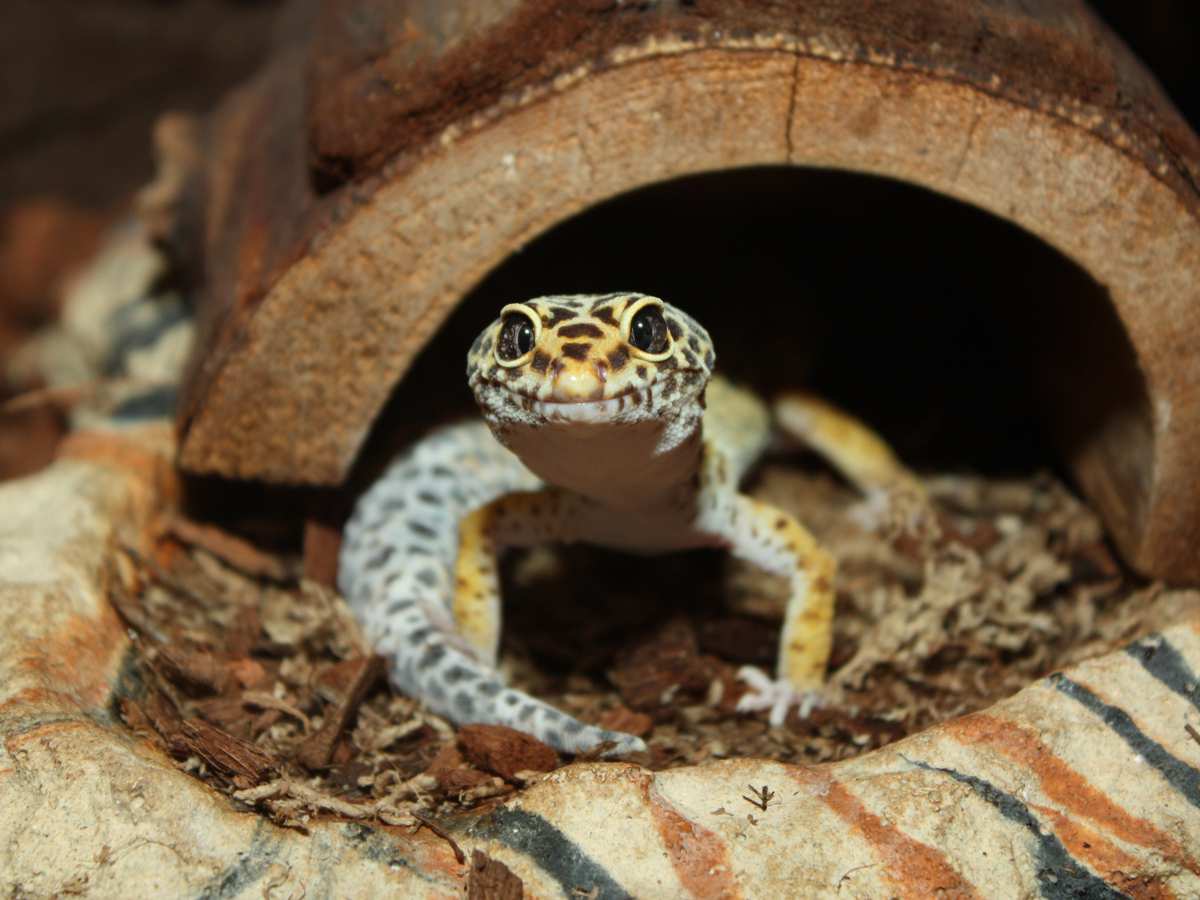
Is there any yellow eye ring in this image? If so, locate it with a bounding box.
[494,303,541,367]
[621,296,673,361]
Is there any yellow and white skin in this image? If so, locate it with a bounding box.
[339,293,919,755]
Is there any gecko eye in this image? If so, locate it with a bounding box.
[627,302,670,357]
[495,304,540,366]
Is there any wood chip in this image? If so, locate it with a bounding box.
[424,744,493,792]
[458,725,558,781]
[595,706,653,738]
[609,619,716,711]
[468,850,524,900]
[154,645,232,695]
[303,512,345,587]
[294,655,384,770]
[160,514,291,581]
[168,717,279,786]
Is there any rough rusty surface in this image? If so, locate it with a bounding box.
[176,0,1200,581]
[303,0,1199,191]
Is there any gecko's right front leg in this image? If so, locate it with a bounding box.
[444,488,646,754]
[340,426,644,757]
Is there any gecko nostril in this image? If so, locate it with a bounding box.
[594,361,608,384]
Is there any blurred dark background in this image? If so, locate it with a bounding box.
[0,0,282,379]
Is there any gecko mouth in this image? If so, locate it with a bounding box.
[482,381,647,423]
[531,391,644,423]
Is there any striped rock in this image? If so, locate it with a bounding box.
[2,424,1198,897]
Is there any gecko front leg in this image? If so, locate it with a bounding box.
[449,488,647,755]
[774,391,929,534]
[697,443,837,726]
[452,488,574,665]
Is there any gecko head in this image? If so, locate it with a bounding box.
[466,292,715,444]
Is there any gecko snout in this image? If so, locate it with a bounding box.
[549,353,609,402]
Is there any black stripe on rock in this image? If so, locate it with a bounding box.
[1125,635,1200,714]
[471,808,630,900]
[1051,672,1200,809]
[905,757,1126,900]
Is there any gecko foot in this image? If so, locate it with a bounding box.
[845,488,892,532]
[735,665,824,727]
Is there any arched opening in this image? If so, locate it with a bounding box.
[367,165,1146,481]
[344,166,1163,762]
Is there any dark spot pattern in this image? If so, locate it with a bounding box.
[561,342,591,360]
[419,643,447,667]
[444,665,478,683]
[591,306,617,326]
[543,306,577,328]
[558,322,604,339]
[455,692,476,716]
[665,316,683,340]
[364,546,395,570]
[607,347,628,370]
[531,350,551,372]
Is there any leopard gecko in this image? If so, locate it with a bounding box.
[339,293,919,755]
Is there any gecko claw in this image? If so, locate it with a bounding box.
[736,665,823,726]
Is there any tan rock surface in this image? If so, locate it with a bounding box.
[4,425,1199,896]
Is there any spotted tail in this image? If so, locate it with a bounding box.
[338,422,644,755]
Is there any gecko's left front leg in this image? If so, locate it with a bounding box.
[697,444,837,726]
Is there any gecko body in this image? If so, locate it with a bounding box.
[339,293,917,754]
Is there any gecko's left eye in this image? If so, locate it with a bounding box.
[623,298,672,360]
[495,304,540,367]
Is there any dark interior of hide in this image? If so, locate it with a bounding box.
[358,165,1144,485]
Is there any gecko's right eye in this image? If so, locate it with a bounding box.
[495,305,540,366]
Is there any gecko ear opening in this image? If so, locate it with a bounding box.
[495,303,541,367]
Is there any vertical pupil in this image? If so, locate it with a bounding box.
[500,314,535,360]
[631,307,665,352]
